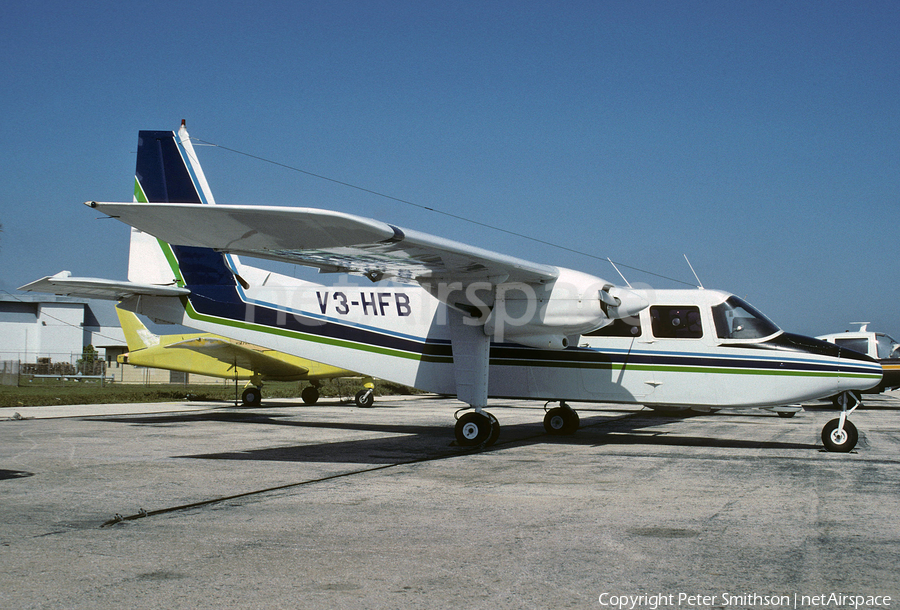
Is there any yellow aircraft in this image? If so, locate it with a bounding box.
[115,308,375,406]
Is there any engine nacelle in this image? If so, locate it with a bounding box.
[602,284,650,319]
[483,267,648,347]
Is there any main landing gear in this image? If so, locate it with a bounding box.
[301,385,320,405]
[241,385,262,406]
[822,390,860,453]
[453,401,581,448]
[543,401,580,435]
[454,409,501,447]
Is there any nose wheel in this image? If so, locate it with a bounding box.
[822,418,858,452]
[822,391,861,452]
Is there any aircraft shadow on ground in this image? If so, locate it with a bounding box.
[0,469,34,480]
[93,409,817,464]
[94,411,439,436]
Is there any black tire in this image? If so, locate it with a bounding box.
[355,389,375,408]
[822,418,858,452]
[777,411,796,418]
[301,386,319,405]
[486,413,500,447]
[649,406,693,416]
[544,407,578,435]
[241,387,261,406]
[455,412,493,447]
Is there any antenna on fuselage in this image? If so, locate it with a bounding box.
[607,258,632,288]
[684,254,704,289]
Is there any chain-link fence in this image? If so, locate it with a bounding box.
[0,360,19,386]
[1,356,108,386]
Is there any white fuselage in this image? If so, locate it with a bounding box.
[123,259,881,410]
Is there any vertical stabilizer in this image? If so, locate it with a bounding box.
[115,307,160,351]
[126,122,239,290]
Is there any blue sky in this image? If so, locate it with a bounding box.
[1,0,898,337]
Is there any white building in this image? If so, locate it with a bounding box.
[0,294,125,367]
[0,294,230,385]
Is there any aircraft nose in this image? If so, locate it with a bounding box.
[768,332,882,394]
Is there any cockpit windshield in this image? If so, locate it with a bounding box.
[876,334,900,360]
[712,296,780,340]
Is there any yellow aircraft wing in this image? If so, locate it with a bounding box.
[165,337,309,380]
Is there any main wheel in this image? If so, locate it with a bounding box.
[543,407,579,435]
[455,412,493,447]
[241,387,262,406]
[301,386,319,405]
[355,389,375,408]
[777,411,796,418]
[822,418,858,452]
[648,406,693,416]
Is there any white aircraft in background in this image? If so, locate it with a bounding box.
[21,123,882,452]
[818,323,900,398]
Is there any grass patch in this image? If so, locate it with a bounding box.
[1,378,422,408]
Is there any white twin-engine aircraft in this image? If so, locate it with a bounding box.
[22,124,882,452]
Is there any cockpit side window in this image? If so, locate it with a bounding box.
[834,338,869,355]
[712,296,780,340]
[650,306,702,338]
[584,316,642,337]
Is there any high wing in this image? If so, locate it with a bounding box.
[165,337,310,378]
[19,270,190,300]
[85,202,559,286]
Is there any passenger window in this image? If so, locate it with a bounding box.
[650,306,702,339]
[584,316,642,337]
[835,338,869,355]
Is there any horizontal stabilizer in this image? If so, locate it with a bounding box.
[18,271,190,300]
[165,337,310,378]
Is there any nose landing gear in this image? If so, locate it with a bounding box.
[822,391,861,452]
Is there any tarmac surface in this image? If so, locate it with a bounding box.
[2,393,899,609]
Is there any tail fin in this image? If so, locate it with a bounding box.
[133,121,215,205]
[127,122,240,291]
[116,307,159,351]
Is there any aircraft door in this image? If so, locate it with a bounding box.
[580,315,655,400]
[645,305,720,407]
